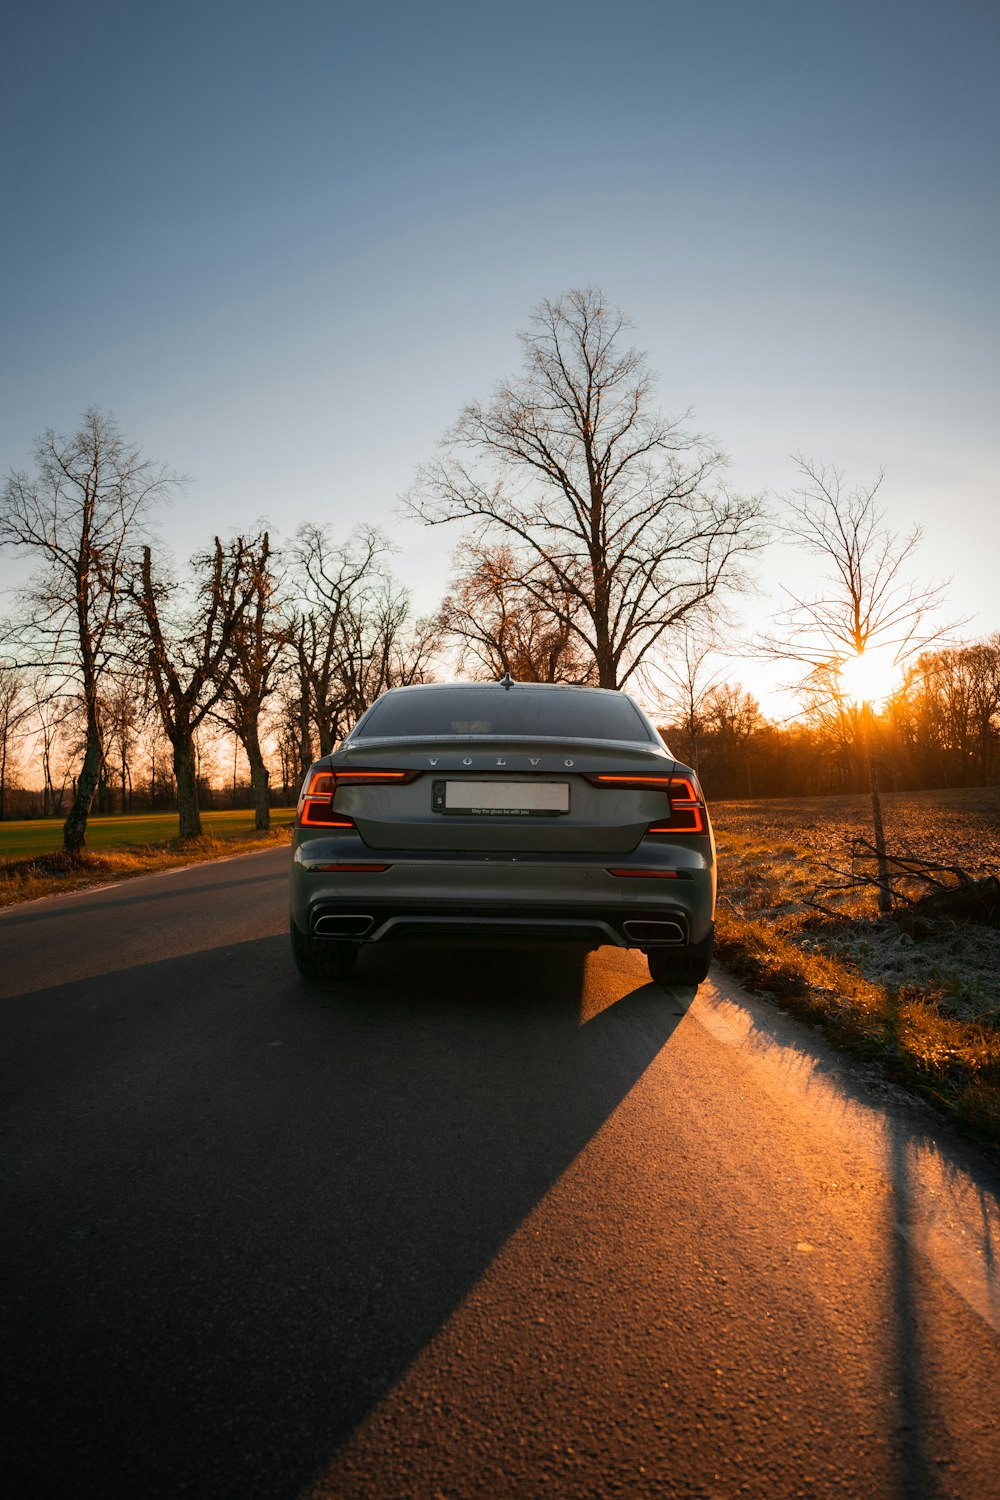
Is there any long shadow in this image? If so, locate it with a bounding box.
[0,935,686,1499]
[886,1120,935,1500]
[708,972,1000,1499]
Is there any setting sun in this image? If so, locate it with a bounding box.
[838,646,901,707]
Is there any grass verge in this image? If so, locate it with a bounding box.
[0,820,293,908]
[0,806,296,859]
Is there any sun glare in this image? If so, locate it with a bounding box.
[838,647,901,707]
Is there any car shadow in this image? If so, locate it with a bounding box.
[1,934,685,1499]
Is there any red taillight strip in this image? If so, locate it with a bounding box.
[587,774,673,787]
[607,868,681,878]
[308,863,391,873]
[334,770,415,784]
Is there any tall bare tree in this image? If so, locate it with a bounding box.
[409,287,766,689]
[758,456,959,912]
[131,536,257,839]
[0,410,179,851]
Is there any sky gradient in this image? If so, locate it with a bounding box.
[2,0,997,711]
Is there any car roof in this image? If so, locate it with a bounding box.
[377,681,628,698]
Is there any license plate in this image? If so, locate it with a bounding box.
[432,780,570,816]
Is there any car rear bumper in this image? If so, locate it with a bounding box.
[291,839,715,949]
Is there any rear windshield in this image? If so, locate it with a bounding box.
[354,686,654,742]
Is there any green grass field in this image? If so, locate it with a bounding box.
[0,806,296,859]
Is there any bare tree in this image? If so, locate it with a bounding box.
[131,537,258,839]
[101,674,146,814]
[29,676,74,817]
[213,531,288,829]
[652,627,725,773]
[758,456,959,912]
[288,524,436,756]
[704,682,761,797]
[409,287,766,689]
[349,584,438,709]
[439,540,597,683]
[287,525,388,756]
[0,410,179,851]
[0,663,30,820]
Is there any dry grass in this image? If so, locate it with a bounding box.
[0,826,292,908]
[716,785,1000,877]
[712,787,1000,1147]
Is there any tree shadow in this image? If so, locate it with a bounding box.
[1,934,688,1499]
[704,969,1000,1500]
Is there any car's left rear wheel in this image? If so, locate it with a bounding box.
[290,921,359,981]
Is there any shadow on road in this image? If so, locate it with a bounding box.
[704,971,1000,1500]
[1,934,687,1498]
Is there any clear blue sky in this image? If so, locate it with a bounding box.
[2,0,997,708]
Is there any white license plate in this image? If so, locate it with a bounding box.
[440,780,570,816]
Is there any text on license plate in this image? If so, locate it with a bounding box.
[433,780,570,816]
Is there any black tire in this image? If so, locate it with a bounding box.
[647,927,714,988]
[290,921,359,981]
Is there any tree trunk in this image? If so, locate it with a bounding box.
[173,735,203,840]
[242,728,271,830]
[297,709,313,779]
[64,725,103,854]
[594,616,617,690]
[864,703,892,916]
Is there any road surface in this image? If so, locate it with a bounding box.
[2,847,1000,1498]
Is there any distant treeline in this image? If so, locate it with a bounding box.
[4,635,998,822]
[661,637,1000,801]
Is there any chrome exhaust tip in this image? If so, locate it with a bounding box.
[313,915,373,938]
[623,918,685,944]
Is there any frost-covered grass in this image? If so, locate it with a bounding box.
[712,788,1000,1147]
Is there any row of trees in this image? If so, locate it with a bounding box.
[5,626,997,826]
[0,436,438,840]
[660,636,1000,801]
[1,287,981,853]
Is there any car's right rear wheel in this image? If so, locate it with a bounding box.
[291,921,359,981]
[647,928,714,987]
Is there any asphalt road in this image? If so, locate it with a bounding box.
[2,847,1000,1499]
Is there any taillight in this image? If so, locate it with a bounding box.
[587,772,707,834]
[295,766,416,828]
[647,777,706,834]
